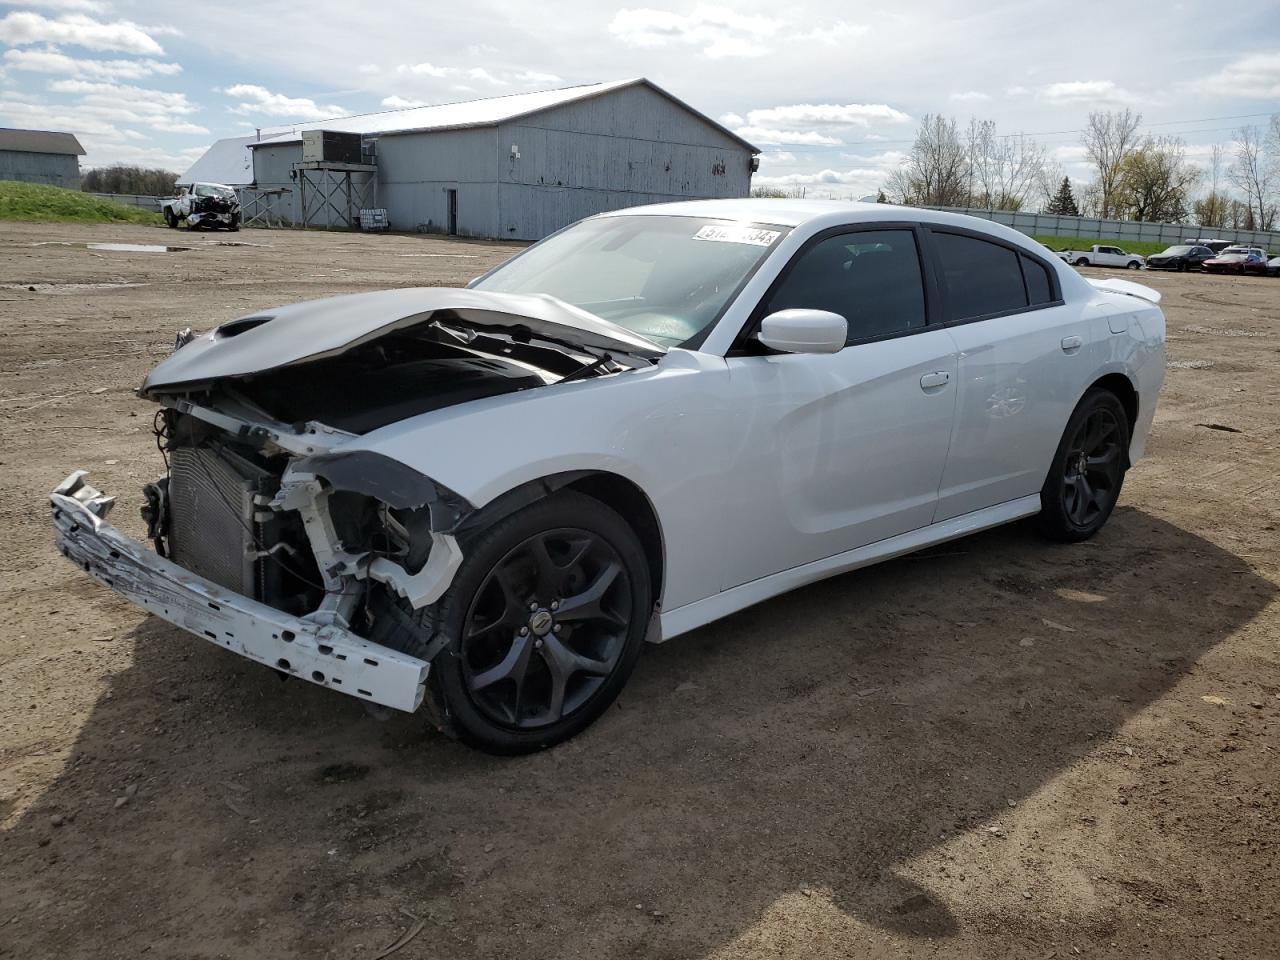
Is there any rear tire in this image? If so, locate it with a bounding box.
[1038,389,1130,542]
[409,491,652,754]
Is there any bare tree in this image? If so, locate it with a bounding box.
[967,119,1049,210]
[1230,124,1276,231]
[1192,144,1232,228]
[887,114,970,207]
[1116,137,1200,222]
[1082,109,1143,219]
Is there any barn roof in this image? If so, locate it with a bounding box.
[179,133,256,185]
[0,128,85,156]
[244,78,757,152]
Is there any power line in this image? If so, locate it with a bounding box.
[755,111,1276,151]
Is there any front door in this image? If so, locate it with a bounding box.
[446,188,458,235]
[717,226,959,590]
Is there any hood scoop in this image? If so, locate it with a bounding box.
[142,287,664,395]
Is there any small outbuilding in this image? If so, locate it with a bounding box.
[186,78,757,239]
[0,128,85,189]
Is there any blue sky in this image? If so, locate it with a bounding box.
[1,0,1276,198]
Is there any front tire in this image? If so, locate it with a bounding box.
[164,209,177,228]
[1128,261,1141,270]
[421,491,652,754]
[1038,389,1130,542]
[1075,258,1090,267]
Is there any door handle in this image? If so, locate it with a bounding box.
[1060,335,1083,353]
[920,371,951,390]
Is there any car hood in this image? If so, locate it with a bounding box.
[142,287,666,394]
[1205,255,1246,263]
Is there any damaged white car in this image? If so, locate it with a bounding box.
[52,200,1166,752]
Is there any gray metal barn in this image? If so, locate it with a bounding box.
[186,79,757,239]
[0,128,85,189]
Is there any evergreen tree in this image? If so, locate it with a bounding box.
[876,189,888,203]
[1045,176,1080,216]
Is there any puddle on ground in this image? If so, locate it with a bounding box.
[0,281,148,293]
[90,242,191,253]
[30,241,189,253]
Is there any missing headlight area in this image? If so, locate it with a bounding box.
[150,407,468,651]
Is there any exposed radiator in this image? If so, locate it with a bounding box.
[167,446,269,597]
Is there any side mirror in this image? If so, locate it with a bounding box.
[757,309,847,354]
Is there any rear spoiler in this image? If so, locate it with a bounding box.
[1087,278,1161,305]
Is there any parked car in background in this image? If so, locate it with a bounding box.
[1202,247,1269,275]
[1055,244,1145,270]
[162,182,241,230]
[50,200,1167,753]
[1268,255,1280,277]
[1185,238,1231,254]
[1146,244,1216,272]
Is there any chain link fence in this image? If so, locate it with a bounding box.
[922,206,1280,250]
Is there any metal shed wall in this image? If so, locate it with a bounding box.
[374,127,498,236]
[247,143,303,222]
[0,149,80,189]
[493,83,752,239]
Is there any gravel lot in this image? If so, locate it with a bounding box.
[1,221,1277,960]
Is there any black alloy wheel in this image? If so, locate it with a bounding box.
[423,491,652,753]
[1038,389,1130,541]
[461,528,631,729]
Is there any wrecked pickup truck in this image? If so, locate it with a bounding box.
[162,181,241,230]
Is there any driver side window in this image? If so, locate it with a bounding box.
[761,229,927,345]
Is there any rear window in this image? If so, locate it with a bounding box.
[1021,254,1054,305]
[933,232,1028,322]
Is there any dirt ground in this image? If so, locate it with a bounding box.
[1,221,1277,960]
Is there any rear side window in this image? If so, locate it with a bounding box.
[1021,254,1054,305]
[933,232,1028,322]
[762,229,927,343]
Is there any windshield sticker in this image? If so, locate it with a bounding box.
[693,225,781,246]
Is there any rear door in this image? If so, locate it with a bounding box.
[717,224,960,589]
[927,227,1096,520]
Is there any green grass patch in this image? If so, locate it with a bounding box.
[0,180,163,225]
[1031,235,1171,257]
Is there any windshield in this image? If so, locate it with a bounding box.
[1160,246,1193,255]
[1219,247,1248,257]
[472,215,787,347]
[195,184,235,198]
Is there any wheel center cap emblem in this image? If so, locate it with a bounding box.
[529,609,554,636]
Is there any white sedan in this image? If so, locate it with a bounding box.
[51,199,1166,753]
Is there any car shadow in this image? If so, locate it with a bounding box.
[2,506,1272,957]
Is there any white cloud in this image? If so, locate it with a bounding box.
[357,63,381,74]
[468,66,505,85]
[789,21,868,45]
[11,0,110,11]
[758,150,795,164]
[223,83,345,120]
[949,90,991,102]
[4,46,181,79]
[744,103,911,127]
[44,78,209,133]
[733,125,841,146]
[0,11,164,55]
[397,61,453,78]
[1005,85,1030,96]
[381,94,427,108]
[609,5,780,58]
[515,70,562,85]
[1038,79,1144,106]
[1199,51,1280,98]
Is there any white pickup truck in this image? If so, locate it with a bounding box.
[1054,244,1144,270]
[161,182,241,231]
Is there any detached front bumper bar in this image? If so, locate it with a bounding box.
[50,471,429,712]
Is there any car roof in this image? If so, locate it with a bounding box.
[594,197,1045,245]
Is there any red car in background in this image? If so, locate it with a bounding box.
[1202,246,1269,275]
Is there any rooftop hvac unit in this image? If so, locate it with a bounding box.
[301,130,363,164]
